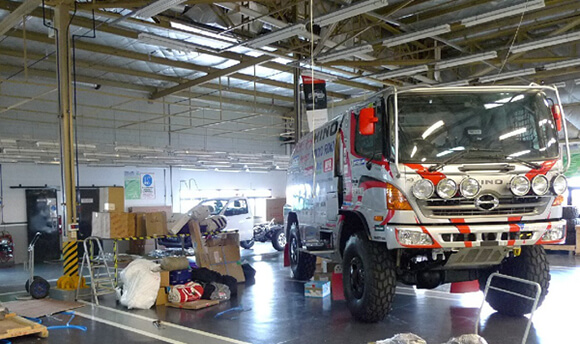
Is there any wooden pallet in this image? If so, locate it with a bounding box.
[0,313,48,340]
[543,225,580,255]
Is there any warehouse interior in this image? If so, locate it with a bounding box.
[1,0,580,343]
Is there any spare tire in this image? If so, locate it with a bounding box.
[562,206,579,219]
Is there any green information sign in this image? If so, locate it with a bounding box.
[124,171,141,200]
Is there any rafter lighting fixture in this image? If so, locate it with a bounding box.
[302,69,338,81]
[510,31,580,54]
[132,0,187,19]
[317,44,374,63]
[435,51,498,70]
[138,33,198,53]
[243,24,307,49]
[544,58,580,71]
[478,68,536,83]
[374,65,429,80]
[314,0,389,27]
[437,80,471,87]
[383,25,451,48]
[461,0,545,27]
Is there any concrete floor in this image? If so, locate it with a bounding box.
[0,243,579,344]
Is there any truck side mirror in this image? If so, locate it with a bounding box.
[552,104,562,131]
[359,107,378,136]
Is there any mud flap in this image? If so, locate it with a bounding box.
[284,243,290,267]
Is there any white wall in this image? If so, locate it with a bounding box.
[0,163,287,223]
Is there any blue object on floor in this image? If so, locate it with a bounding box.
[46,312,87,332]
[214,305,252,320]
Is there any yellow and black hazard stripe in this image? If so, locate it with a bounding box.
[112,234,191,241]
[63,240,78,277]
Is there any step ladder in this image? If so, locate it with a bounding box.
[76,237,116,305]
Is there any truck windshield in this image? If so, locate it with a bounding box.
[396,91,559,164]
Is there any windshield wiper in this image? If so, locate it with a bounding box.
[505,156,541,170]
[428,148,503,172]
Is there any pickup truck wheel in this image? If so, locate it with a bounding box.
[343,233,396,323]
[289,226,316,280]
[271,227,286,251]
[480,245,550,316]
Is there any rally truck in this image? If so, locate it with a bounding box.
[284,85,571,322]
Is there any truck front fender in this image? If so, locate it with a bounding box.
[337,210,372,257]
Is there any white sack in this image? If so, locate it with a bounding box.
[119,259,161,309]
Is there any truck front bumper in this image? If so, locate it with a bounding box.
[386,220,566,249]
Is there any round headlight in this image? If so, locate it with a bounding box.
[436,178,457,199]
[460,178,480,199]
[531,175,549,195]
[412,179,434,200]
[552,174,567,195]
[510,176,530,196]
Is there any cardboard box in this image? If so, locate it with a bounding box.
[92,212,136,239]
[134,214,146,237]
[160,271,170,287]
[265,198,286,223]
[144,212,167,236]
[156,287,168,306]
[99,187,125,213]
[305,280,330,298]
[167,213,191,235]
[167,299,219,310]
[211,262,246,283]
[205,233,239,247]
[313,272,333,282]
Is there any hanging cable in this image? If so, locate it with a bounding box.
[494,0,530,83]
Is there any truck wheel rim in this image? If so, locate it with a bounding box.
[349,256,365,299]
[290,236,298,263]
[278,233,286,247]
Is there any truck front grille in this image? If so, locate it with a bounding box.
[420,196,549,218]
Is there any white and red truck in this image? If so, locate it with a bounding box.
[285,85,571,322]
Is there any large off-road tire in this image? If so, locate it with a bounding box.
[562,206,579,219]
[271,227,286,252]
[342,232,396,323]
[240,239,255,249]
[289,225,316,280]
[479,245,550,316]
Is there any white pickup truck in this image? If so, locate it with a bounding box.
[198,197,255,248]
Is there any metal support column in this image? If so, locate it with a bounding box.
[293,67,302,141]
[54,0,78,278]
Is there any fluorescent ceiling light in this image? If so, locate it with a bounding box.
[138,33,198,53]
[132,0,187,19]
[510,31,580,54]
[478,68,536,83]
[383,25,451,48]
[437,80,471,87]
[553,81,567,88]
[314,0,389,27]
[317,44,374,63]
[422,120,445,139]
[301,69,338,81]
[461,0,545,27]
[0,139,17,147]
[435,51,498,70]
[243,24,307,49]
[115,145,164,153]
[544,58,580,71]
[374,65,429,79]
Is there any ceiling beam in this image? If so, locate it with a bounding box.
[151,55,274,99]
[0,0,41,36]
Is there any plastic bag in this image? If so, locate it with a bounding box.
[209,282,230,301]
[160,257,190,271]
[375,333,427,344]
[168,282,204,303]
[119,259,161,309]
[445,334,488,344]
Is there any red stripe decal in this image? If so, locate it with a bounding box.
[508,216,521,222]
[450,218,471,234]
[405,163,446,184]
[360,180,387,190]
[465,242,473,248]
[381,209,395,225]
[525,159,557,180]
[507,239,516,246]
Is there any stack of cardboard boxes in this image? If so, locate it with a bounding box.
[92,211,168,239]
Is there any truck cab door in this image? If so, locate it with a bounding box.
[222,198,253,242]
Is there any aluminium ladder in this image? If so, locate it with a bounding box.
[76,237,116,305]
